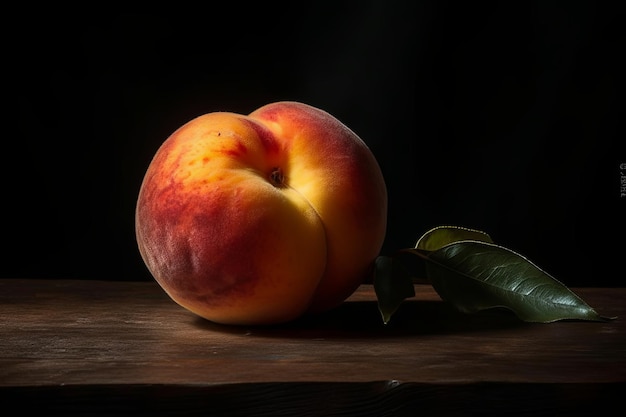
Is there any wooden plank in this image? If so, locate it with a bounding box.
[1,382,623,417]
[1,279,624,415]
[2,278,624,385]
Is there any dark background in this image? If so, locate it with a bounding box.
[6,2,624,287]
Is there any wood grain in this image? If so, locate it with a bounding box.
[1,279,624,416]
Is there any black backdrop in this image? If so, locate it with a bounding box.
[6,2,624,287]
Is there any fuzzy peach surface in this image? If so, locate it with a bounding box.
[136,101,387,325]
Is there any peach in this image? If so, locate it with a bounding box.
[135,101,387,325]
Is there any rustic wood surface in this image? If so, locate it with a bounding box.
[1,279,624,416]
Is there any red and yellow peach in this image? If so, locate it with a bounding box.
[135,101,387,325]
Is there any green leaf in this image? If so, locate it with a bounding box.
[415,225,493,251]
[373,256,415,324]
[423,240,612,323]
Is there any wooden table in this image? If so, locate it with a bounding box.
[1,279,624,416]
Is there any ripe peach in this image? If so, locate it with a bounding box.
[135,101,387,325]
